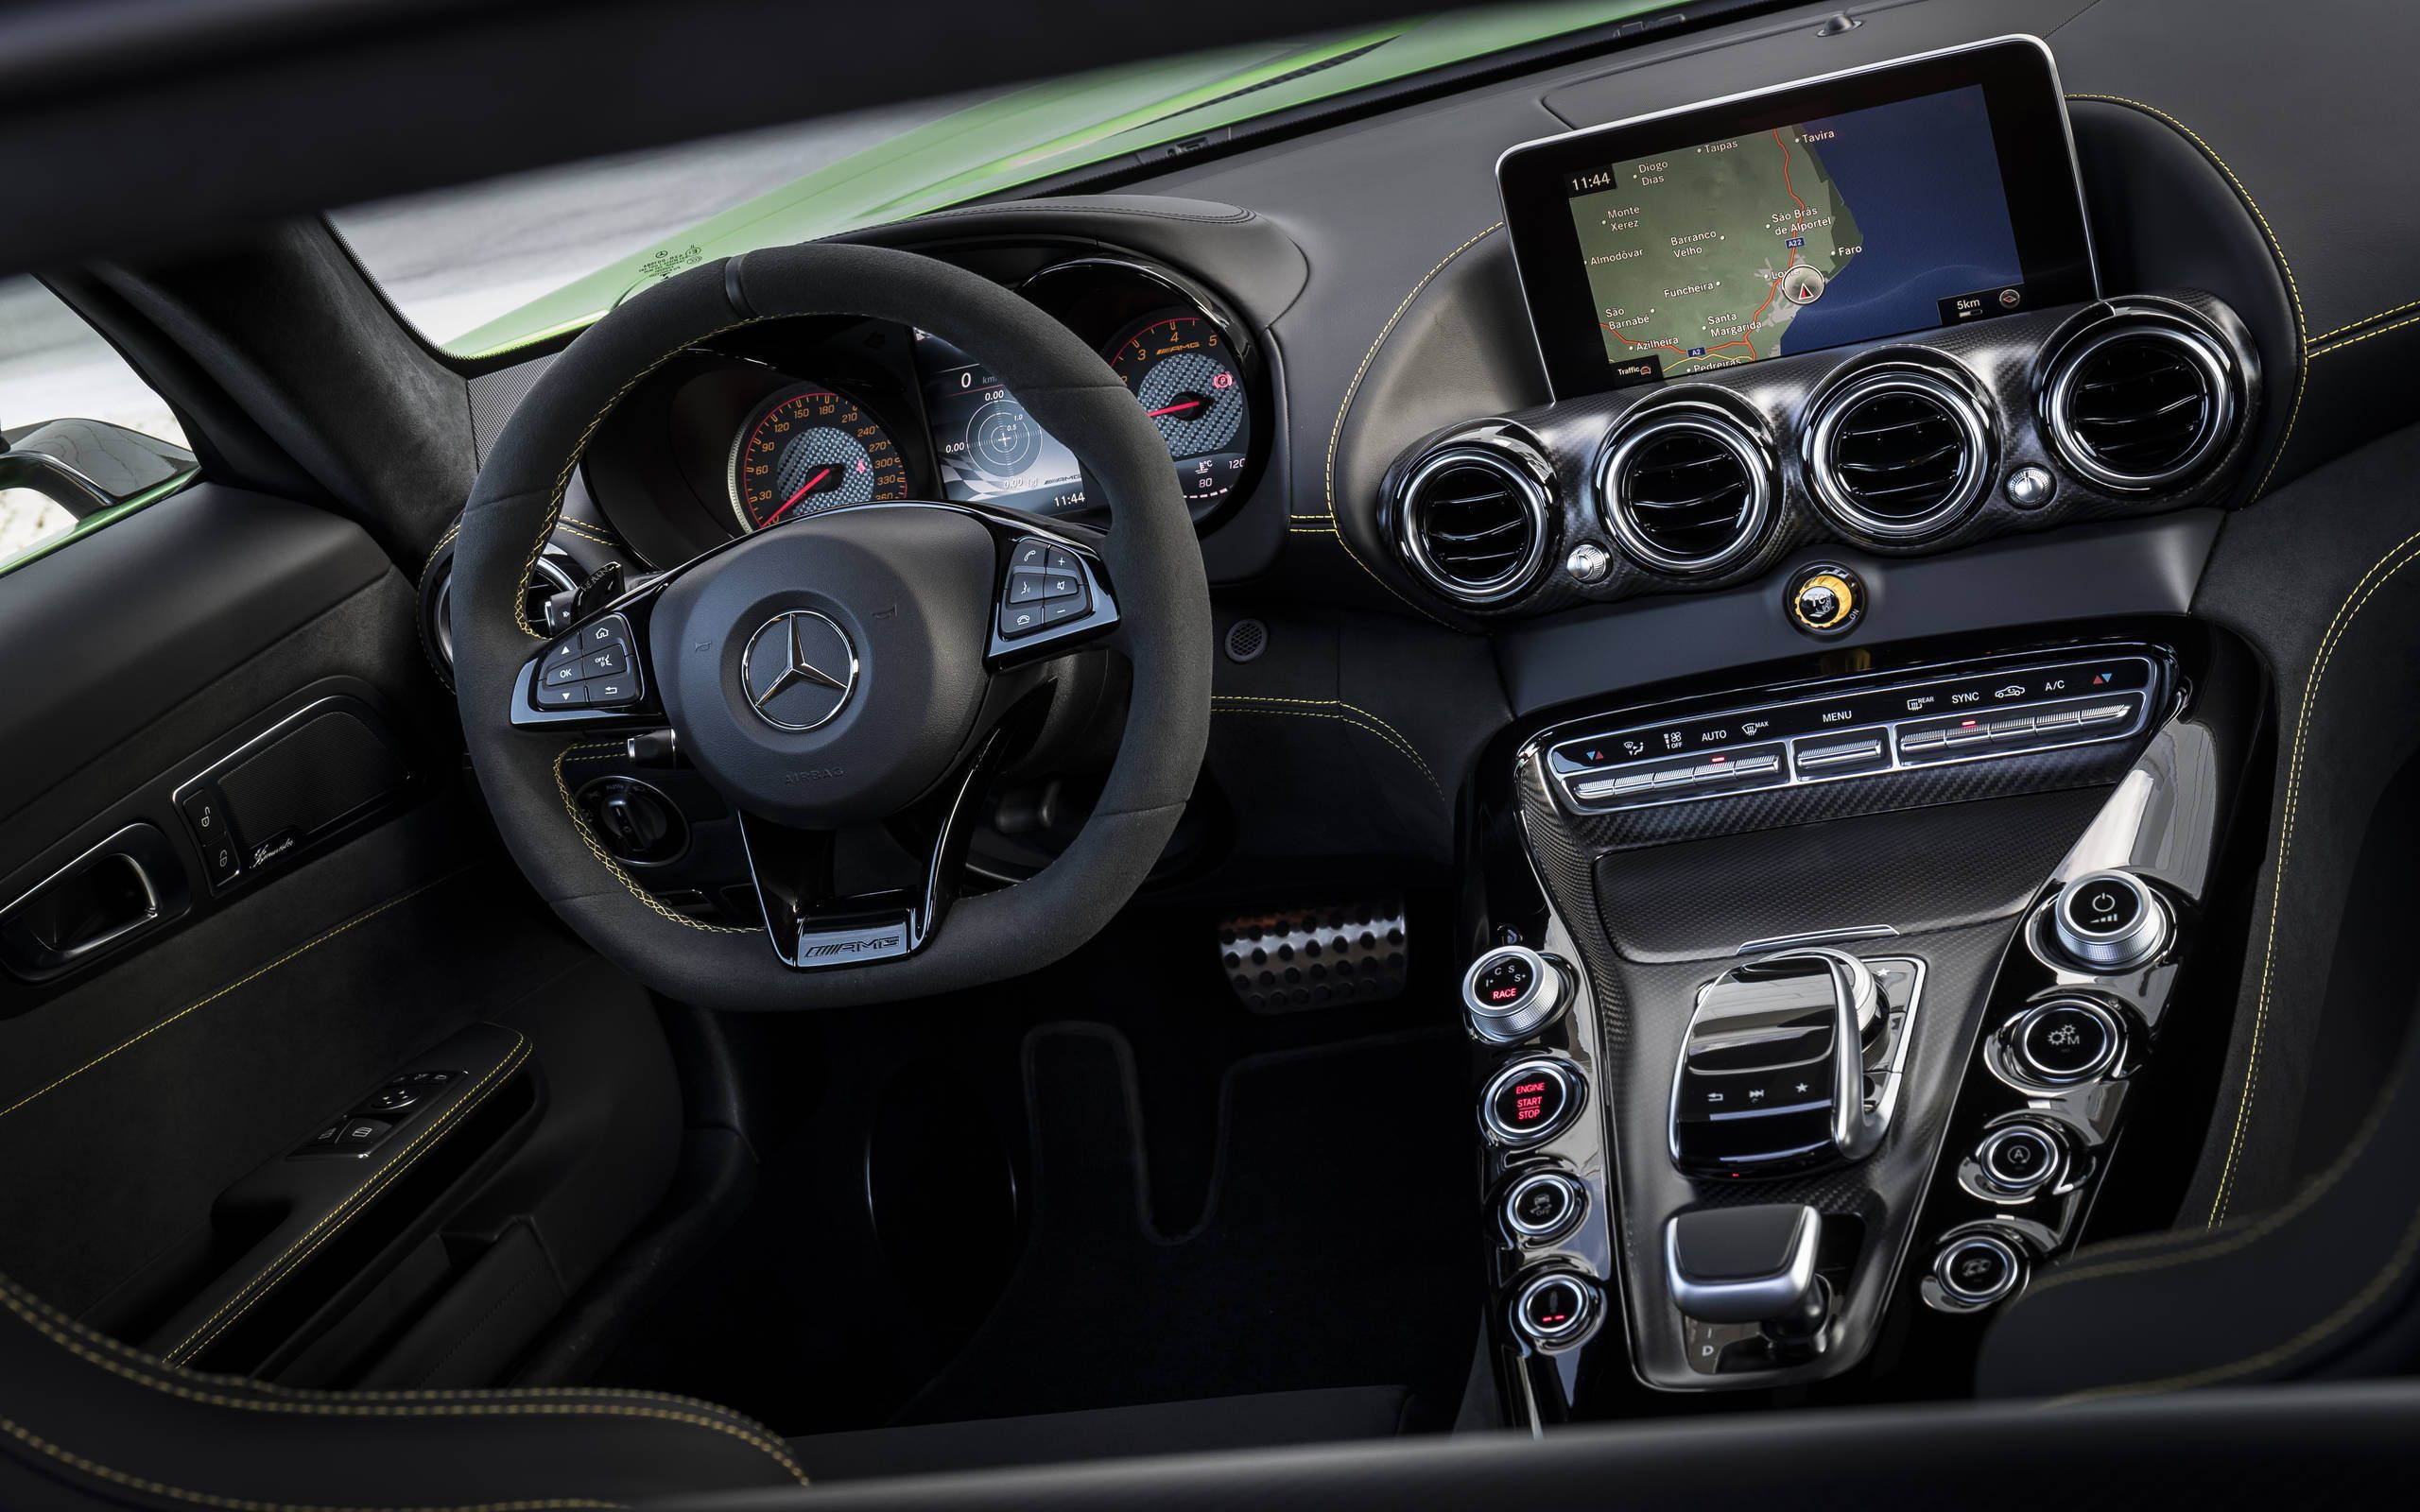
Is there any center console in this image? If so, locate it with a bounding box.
[1465,627,2255,1411]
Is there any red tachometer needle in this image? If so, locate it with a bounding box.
[1146,400,1202,418]
[763,467,834,525]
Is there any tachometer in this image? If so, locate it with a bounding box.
[729,386,909,532]
[1102,314,1253,509]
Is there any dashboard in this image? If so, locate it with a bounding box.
[428,0,2420,1435]
[577,255,1268,568]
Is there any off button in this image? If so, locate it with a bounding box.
[1482,1057,1583,1146]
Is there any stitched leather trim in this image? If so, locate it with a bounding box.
[2047,1171,2420,1403]
[1211,696,1443,799]
[2309,297,2420,347]
[546,518,616,549]
[421,520,462,590]
[0,873,471,1126]
[1310,224,1504,628]
[553,745,752,935]
[506,312,775,639]
[2205,528,2420,1224]
[2066,94,2305,502]
[164,1035,534,1364]
[0,1415,622,1512]
[2310,310,2420,359]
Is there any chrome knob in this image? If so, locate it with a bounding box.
[1462,944,1570,1043]
[2050,869,2168,972]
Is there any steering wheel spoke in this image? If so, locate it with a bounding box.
[737,718,1013,969]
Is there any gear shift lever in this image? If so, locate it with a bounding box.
[1665,1204,1830,1352]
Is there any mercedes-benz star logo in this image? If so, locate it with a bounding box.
[740,610,857,731]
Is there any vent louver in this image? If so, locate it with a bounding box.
[1393,444,1550,604]
[1807,367,1992,540]
[1600,405,1772,574]
[2047,317,2237,490]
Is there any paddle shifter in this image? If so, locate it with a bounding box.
[1669,947,1903,1177]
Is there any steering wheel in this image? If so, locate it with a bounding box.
[450,244,1210,1011]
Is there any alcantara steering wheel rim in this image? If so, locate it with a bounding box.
[449,243,1210,1011]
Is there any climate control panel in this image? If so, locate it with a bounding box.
[1543,651,2160,814]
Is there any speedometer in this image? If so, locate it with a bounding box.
[1102,313,1253,509]
[729,385,909,532]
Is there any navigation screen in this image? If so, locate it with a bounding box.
[1495,41,2097,399]
[1568,87,2021,385]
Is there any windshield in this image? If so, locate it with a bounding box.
[330,3,1688,360]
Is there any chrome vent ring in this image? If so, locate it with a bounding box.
[1598,403,1772,576]
[1391,440,1552,604]
[1805,364,1994,541]
[2043,312,2238,491]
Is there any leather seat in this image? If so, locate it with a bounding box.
[0,1270,808,1506]
[0,1267,1423,1506]
[1978,974,2420,1399]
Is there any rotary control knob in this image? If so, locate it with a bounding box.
[2049,869,2169,972]
[1510,1270,1600,1349]
[1927,1229,2028,1311]
[1462,945,1571,1043]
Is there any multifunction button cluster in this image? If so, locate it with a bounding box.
[532,613,645,711]
[1546,653,2157,813]
[996,537,1093,640]
[295,1069,463,1160]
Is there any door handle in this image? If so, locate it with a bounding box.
[0,823,190,980]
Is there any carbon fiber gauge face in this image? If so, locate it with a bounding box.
[730,386,910,531]
[1103,313,1252,509]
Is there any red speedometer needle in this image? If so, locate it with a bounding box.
[1146,399,1202,418]
[764,468,834,525]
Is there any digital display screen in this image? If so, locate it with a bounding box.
[1566,87,2023,386]
[911,330,1088,516]
[1497,41,2096,398]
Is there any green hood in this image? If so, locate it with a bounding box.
[446,2,1676,359]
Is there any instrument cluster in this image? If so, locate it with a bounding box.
[580,255,1266,569]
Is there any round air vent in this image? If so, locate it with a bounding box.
[1392,441,1552,604]
[1599,403,1772,575]
[1806,365,1994,541]
[2043,313,2238,490]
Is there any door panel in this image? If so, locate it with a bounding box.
[0,484,682,1379]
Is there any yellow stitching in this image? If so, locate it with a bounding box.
[548,518,617,547]
[553,744,752,934]
[0,874,468,1125]
[168,1039,531,1362]
[510,317,776,638]
[2066,96,2305,501]
[2309,297,2420,345]
[1212,696,1443,799]
[1319,225,1505,627]
[0,1417,620,1512]
[420,520,462,589]
[0,1279,805,1445]
[2207,530,2420,1224]
[2014,1056,2406,1307]
[2048,1192,2420,1404]
[2310,311,2420,358]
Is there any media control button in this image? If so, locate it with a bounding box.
[1503,1170,1584,1241]
[1482,1057,1583,1146]
[2011,998,2123,1086]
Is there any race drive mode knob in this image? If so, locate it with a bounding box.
[1462,944,1570,1043]
[2050,869,2169,972]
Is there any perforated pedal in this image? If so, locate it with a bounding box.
[1218,902,1409,1014]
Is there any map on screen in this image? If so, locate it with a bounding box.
[1564,85,2025,382]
